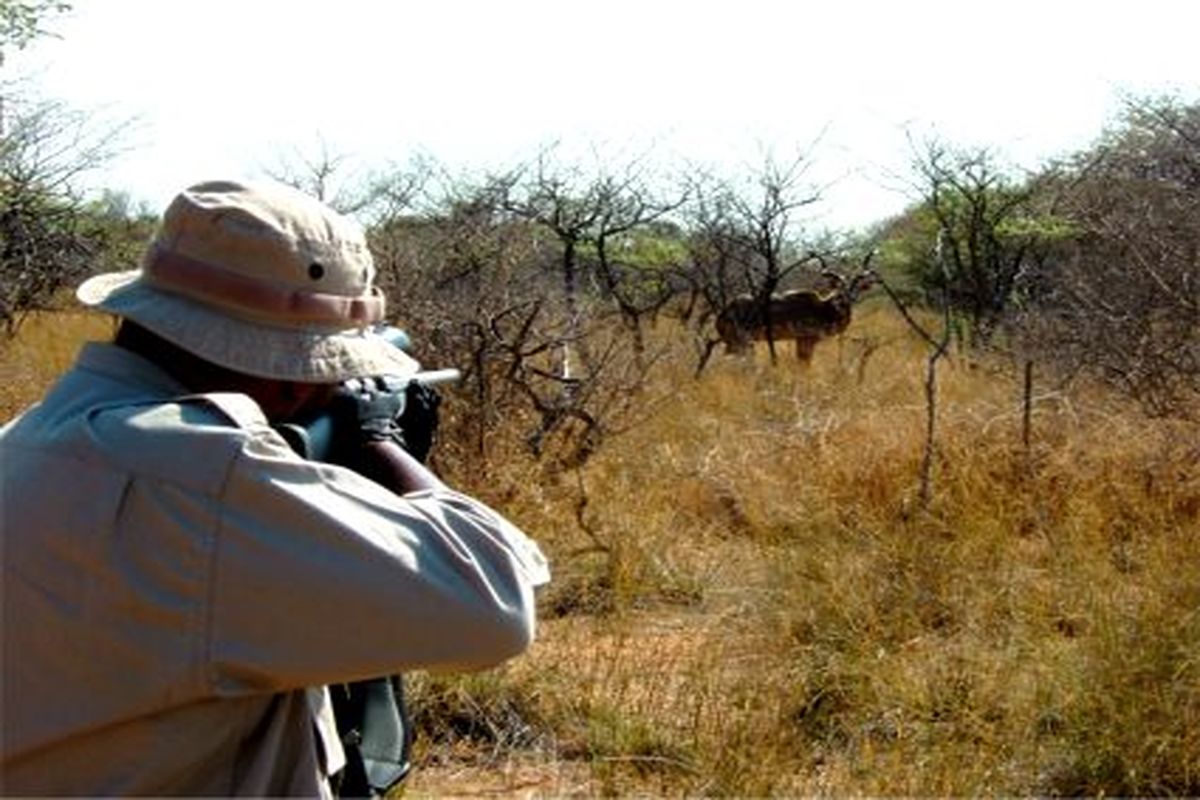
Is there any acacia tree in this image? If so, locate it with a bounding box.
[1021,95,1200,416]
[263,140,366,213]
[587,175,686,358]
[368,171,545,466]
[499,149,601,355]
[896,138,1057,347]
[680,155,826,369]
[262,138,435,223]
[494,150,682,463]
[1,3,133,335]
[364,161,664,475]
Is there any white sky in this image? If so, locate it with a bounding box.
[8,0,1199,230]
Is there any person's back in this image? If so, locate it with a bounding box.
[0,179,549,796]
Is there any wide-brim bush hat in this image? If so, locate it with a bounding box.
[77,179,418,383]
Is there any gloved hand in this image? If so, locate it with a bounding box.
[325,377,440,466]
[394,380,441,464]
[321,377,405,464]
[274,376,442,469]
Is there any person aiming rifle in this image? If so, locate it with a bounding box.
[0,179,550,797]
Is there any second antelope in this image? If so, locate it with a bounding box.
[716,268,879,363]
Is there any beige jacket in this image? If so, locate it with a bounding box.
[0,343,549,796]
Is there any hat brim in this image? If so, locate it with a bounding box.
[77,271,420,383]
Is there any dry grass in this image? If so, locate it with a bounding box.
[4,307,1198,796]
[0,310,115,422]
[413,304,1199,797]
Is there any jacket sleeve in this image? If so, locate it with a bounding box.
[204,421,550,695]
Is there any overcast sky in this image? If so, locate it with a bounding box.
[8,0,1199,230]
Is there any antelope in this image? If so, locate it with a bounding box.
[716,269,879,362]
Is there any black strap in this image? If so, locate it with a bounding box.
[330,676,413,798]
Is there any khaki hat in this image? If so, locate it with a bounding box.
[77,179,418,383]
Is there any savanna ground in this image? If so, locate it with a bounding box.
[2,304,1197,796]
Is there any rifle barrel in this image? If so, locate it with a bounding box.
[412,368,462,386]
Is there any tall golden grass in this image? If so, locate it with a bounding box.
[0,311,115,421]
[409,303,1199,797]
[3,306,1197,796]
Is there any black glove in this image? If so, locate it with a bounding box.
[275,376,441,466]
[394,380,441,464]
[320,377,407,465]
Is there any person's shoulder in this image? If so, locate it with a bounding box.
[91,392,266,436]
[87,392,278,494]
[180,392,270,430]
